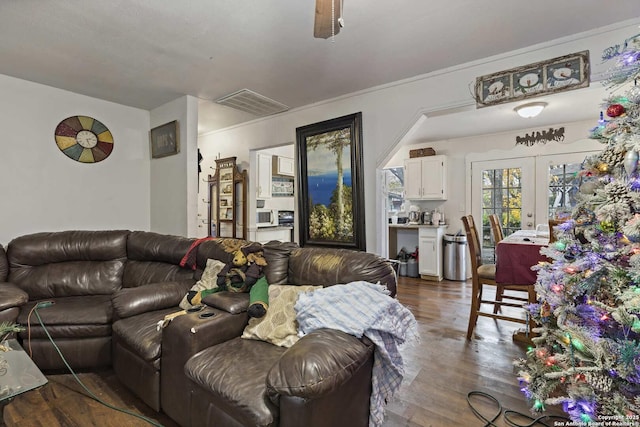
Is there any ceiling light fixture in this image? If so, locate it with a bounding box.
[514,102,547,118]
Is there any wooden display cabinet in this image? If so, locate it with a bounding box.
[208,157,247,239]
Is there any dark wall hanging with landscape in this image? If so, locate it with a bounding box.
[296,112,365,251]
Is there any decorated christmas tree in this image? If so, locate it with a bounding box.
[515,33,640,423]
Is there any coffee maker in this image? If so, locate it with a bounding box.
[421,211,432,225]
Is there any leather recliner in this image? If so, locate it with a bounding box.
[0,244,28,323]
[110,231,201,411]
[180,242,397,427]
[9,230,130,370]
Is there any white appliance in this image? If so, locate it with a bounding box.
[256,208,277,228]
[408,205,421,225]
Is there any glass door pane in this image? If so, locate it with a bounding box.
[548,162,581,219]
[472,158,535,263]
[535,151,598,225]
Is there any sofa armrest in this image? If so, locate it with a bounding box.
[201,291,249,314]
[266,328,373,402]
[160,309,249,426]
[0,282,29,311]
[112,280,194,319]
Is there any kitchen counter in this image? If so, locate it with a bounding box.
[255,226,294,243]
[389,224,449,276]
[256,225,293,230]
[389,224,448,249]
[389,223,448,229]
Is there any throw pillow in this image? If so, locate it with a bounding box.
[179,258,226,309]
[241,284,321,348]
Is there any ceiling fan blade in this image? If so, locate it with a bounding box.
[314,0,341,39]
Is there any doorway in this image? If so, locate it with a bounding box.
[471,158,535,263]
[470,150,597,263]
[248,144,296,243]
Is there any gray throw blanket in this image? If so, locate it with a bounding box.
[295,281,418,427]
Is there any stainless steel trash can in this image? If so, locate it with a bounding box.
[407,258,419,278]
[443,233,467,281]
[398,261,408,276]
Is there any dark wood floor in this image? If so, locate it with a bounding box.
[385,276,564,426]
[2,276,564,427]
[2,371,179,427]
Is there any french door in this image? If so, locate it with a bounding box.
[471,158,535,263]
[471,152,597,263]
[534,151,597,224]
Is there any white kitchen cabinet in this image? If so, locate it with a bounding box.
[418,226,446,281]
[404,155,447,200]
[256,153,272,199]
[273,156,294,176]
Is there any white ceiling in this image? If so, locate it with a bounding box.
[410,85,610,143]
[1,1,638,138]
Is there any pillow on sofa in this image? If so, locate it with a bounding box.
[179,258,225,309]
[242,284,321,348]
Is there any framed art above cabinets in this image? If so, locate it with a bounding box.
[272,177,294,197]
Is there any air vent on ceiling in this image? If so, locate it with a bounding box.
[215,89,289,116]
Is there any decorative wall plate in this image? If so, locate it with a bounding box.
[54,116,113,163]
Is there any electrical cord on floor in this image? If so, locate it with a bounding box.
[467,391,571,427]
[32,302,164,427]
[26,303,41,358]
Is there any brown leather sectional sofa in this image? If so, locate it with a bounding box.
[0,230,396,427]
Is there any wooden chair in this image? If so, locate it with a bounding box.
[488,213,506,313]
[461,215,536,340]
[488,214,504,244]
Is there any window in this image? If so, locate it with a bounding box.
[385,167,404,212]
[534,151,598,223]
[482,167,523,262]
[547,162,581,219]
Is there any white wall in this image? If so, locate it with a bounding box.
[0,74,151,246]
[150,95,199,237]
[197,20,638,254]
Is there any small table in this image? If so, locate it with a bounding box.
[495,230,549,285]
[495,230,548,344]
[0,339,48,402]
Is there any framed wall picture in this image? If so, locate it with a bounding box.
[545,55,586,89]
[150,120,179,158]
[478,74,511,105]
[475,50,590,107]
[296,112,366,251]
[513,67,544,98]
[272,177,294,197]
